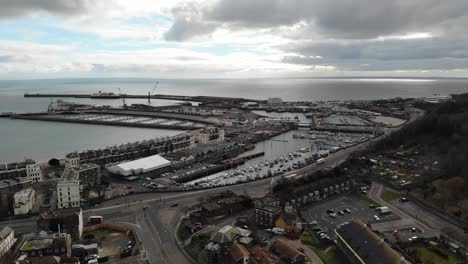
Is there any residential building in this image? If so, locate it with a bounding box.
[255,204,282,227]
[20,232,72,258]
[64,153,80,169]
[75,163,100,189]
[275,212,299,233]
[334,219,411,264]
[37,208,83,240]
[199,191,251,220]
[26,163,43,182]
[192,127,225,144]
[271,239,305,264]
[14,188,36,215]
[229,241,250,264]
[0,227,14,258]
[253,195,281,208]
[210,225,252,245]
[0,178,33,218]
[57,169,80,209]
[0,159,37,180]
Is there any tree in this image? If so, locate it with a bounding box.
[48,158,60,167]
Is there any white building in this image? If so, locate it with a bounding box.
[14,188,36,215]
[26,163,43,182]
[193,127,225,144]
[267,97,283,105]
[57,170,80,209]
[107,154,171,177]
[64,153,80,169]
[0,227,14,258]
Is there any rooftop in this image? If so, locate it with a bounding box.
[250,246,278,264]
[58,169,79,184]
[335,219,410,264]
[110,154,171,172]
[14,188,34,198]
[272,238,304,259]
[229,242,250,261]
[39,208,81,220]
[0,177,32,189]
[0,226,13,241]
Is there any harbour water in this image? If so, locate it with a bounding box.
[1,77,468,162]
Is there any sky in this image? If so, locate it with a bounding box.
[0,0,468,79]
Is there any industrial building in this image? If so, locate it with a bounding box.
[334,219,410,264]
[14,188,36,215]
[107,154,171,178]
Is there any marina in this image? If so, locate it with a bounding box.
[182,130,374,188]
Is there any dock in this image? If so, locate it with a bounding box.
[9,109,222,130]
[24,93,263,104]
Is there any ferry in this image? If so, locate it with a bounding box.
[90,91,122,99]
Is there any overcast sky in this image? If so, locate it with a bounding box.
[0,0,467,79]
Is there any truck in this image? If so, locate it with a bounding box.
[271,227,286,235]
[88,216,103,224]
[317,158,326,164]
[376,206,392,215]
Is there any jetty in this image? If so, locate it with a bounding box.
[24,92,263,104]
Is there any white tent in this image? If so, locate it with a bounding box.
[107,154,171,176]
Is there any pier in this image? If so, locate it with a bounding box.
[10,110,219,130]
[24,92,263,104]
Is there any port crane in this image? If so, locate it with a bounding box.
[148,81,159,105]
[118,88,127,108]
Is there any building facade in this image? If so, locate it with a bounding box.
[0,227,14,258]
[20,232,72,258]
[26,163,43,182]
[75,163,100,190]
[57,170,80,209]
[37,209,83,240]
[255,205,282,227]
[14,188,36,215]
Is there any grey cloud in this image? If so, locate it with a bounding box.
[0,0,93,18]
[164,2,217,41]
[282,36,468,71]
[164,17,217,41]
[168,0,468,40]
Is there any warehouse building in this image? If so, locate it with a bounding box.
[334,219,410,264]
[107,154,171,179]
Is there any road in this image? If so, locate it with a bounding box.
[0,111,422,264]
[369,183,439,237]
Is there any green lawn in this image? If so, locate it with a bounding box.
[381,189,401,202]
[301,234,318,247]
[352,193,382,206]
[312,246,346,264]
[411,247,464,264]
[83,229,115,239]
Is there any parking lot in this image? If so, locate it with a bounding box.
[303,195,400,238]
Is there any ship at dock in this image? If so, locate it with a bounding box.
[90,91,122,99]
[48,99,93,112]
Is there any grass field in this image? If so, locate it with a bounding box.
[83,229,115,240]
[352,193,382,206]
[381,189,401,202]
[301,234,318,247]
[411,247,463,264]
[312,246,346,264]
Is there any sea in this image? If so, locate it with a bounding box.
[1,77,467,163]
